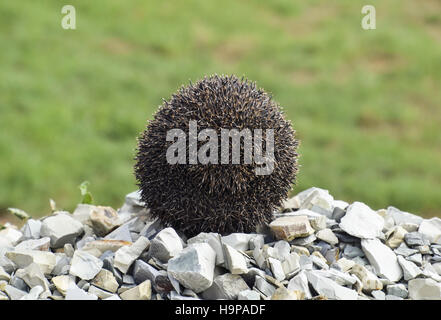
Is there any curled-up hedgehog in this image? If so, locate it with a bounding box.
[134,75,299,236]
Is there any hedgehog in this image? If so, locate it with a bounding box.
[134,75,299,236]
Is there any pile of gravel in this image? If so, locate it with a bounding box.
[1,187,441,300]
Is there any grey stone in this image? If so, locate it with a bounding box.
[202,273,249,300]
[139,218,163,240]
[254,276,276,298]
[339,202,384,239]
[20,219,42,240]
[287,270,312,299]
[187,232,224,265]
[123,274,135,284]
[150,227,183,262]
[0,248,16,274]
[238,289,261,300]
[387,284,408,298]
[133,259,160,284]
[394,243,418,257]
[4,284,28,300]
[20,286,44,300]
[404,232,429,247]
[299,255,313,271]
[300,188,334,218]
[102,256,123,284]
[169,290,201,300]
[361,238,402,282]
[65,286,98,300]
[371,290,386,300]
[306,271,358,300]
[114,236,150,274]
[407,253,422,266]
[418,218,441,244]
[104,223,132,242]
[222,233,257,251]
[6,249,56,275]
[52,254,70,276]
[15,237,51,251]
[40,213,84,248]
[387,206,423,226]
[9,274,29,291]
[385,294,403,300]
[0,228,23,247]
[15,263,51,298]
[168,243,216,293]
[69,250,103,280]
[397,255,421,281]
[332,207,346,223]
[290,234,317,246]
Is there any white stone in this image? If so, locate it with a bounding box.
[21,219,42,240]
[15,263,51,298]
[432,262,441,276]
[187,232,224,265]
[0,228,22,247]
[397,255,421,281]
[114,236,150,274]
[339,202,384,239]
[150,228,183,262]
[167,243,216,293]
[6,249,56,274]
[316,228,339,245]
[418,218,441,244]
[408,278,441,300]
[103,294,121,300]
[15,237,50,251]
[223,244,248,274]
[282,196,301,210]
[222,233,256,251]
[287,270,312,299]
[361,239,402,282]
[273,240,291,261]
[387,206,423,226]
[268,257,285,281]
[19,285,44,300]
[238,289,261,300]
[300,188,334,218]
[65,286,98,300]
[372,290,386,300]
[202,273,250,300]
[69,250,103,280]
[306,271,358,300]
[40,213,84,248]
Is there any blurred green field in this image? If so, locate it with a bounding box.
[1,0,441,220]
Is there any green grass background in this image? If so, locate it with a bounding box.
[1,0,440,220]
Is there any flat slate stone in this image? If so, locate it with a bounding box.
[339,202,384,239]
